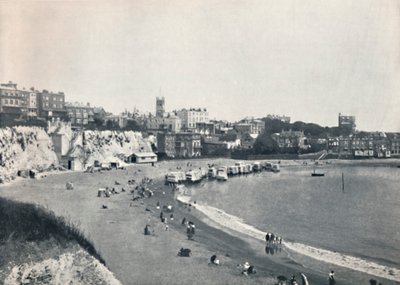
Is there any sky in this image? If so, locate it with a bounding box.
[1,0,399,131]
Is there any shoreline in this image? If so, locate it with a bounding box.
[176,193,400,283]
[0,158,399,284]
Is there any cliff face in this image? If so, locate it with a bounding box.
[0,127,58,179]
[0,125,153,182]
[70,130,152,167]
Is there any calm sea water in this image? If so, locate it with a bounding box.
[189,165,400,269]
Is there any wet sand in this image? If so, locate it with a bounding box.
[0,158,398,284]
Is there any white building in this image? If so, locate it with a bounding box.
[146,114,181,133]
[176,108,209,130]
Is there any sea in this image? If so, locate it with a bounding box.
[183,164,400,282]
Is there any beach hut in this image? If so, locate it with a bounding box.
[17,169,30,178]
[29,169,38,179]
[98,188,106,197]
[67,157,84,171]
[110,161,120,169]
[129,152,157,164]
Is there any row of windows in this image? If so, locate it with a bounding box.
[42,96,64,102]
[44,103,63,109]
[2,98,23,105]
[1,91,27,97]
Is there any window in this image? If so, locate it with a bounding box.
[45,103,49,107]
[10,99,13,104]
[4,99,8,104]
[15,99,18,105]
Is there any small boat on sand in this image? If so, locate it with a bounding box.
[208,167,217,179]
[252,162,262,172]
[227,166,239,176]
[166,172,186,183]
[271,164,280,173]
[216,167,228,181]
[311,167,324,177]
[186,170,203,183]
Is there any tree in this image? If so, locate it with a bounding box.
[253,133,279,154]
[124,119,144,132]
[106,120,120,130]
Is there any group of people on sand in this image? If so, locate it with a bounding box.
[265,232,283,244]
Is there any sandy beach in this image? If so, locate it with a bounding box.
[1,158,399,284]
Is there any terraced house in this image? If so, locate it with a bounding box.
[0,81,28,119]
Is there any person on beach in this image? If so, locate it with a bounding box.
[209,254,220,265]
[144,225,150,235]
[265,233,270,243]
[181,217,186,225]
[187,225,194,240]
[242,261,250,275]
[328,271,336,285]
[170,213,174,221]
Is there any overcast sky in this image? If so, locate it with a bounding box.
[1,0,399,131]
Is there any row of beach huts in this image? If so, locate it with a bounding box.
[166,161,280,184]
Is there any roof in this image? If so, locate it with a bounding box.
[132,152,157,158]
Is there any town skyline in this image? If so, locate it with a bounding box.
[1,0,399,132]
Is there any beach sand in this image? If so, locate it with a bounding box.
[0,158,398,284]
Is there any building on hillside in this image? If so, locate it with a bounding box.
[327,137,340,153]
[195,122,215,135]
[0,81,28,118]
[233,123,252,135]
[338,113,356,132]
[175,108,209,131]
[338,136,352,156]
[37,90,66,119]
[372,133,391,158]
[241,133,258,149]
[103,114,128,128]
[93,107,108,121]
[27,88,38,118]
[266,114,291,123]
[238,117,265,134]
[272,130,308,150]
[211,120,231,134]
[146,114,181,133]
[388,133,400,157]
[175,132,202,157]
[350,134,374,158]
[157,132,176,157]
[157,132,202,158]
[65,102,94,126]
[201,136,231,156]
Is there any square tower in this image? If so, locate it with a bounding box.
[156,97,165,117]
